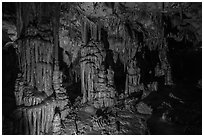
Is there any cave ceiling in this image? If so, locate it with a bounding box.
[59,2,201,55]
[2,2,202,49]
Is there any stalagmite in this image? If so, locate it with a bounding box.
[52,112,62,135]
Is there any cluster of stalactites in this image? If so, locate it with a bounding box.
[81,18,101,44]
[17,25,54,96]
[12,97,56,135]
[14,71,70,135]
[80,40,106,104]
[109,37,139,73]
[79,39,117,108]
[93,65,116,108]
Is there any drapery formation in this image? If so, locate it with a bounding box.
[17,24,54,96]
[13,3,68,135]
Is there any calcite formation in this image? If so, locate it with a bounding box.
[12,97,56,135]
[93,65,116,108]
[14,73,57,135]
[12,12,70,135]
[125,59,141,95]
[80,40,106,104]
[14,74,49,107]
[159,42,173,86]
[52,112,63,135]
[17,24,54,97]
[14,73,24,106]
[52,67,71,120]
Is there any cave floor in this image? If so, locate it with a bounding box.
[61,108,150,135]
[2,82,201,135]
[147,83,202,135]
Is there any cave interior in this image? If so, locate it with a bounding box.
[2,2,202,135]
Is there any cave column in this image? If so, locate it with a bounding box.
[14,3,69,135]
[159,38,173,86]
[125,59,141,95]
[16,3,56,96]
[161,3,173,86]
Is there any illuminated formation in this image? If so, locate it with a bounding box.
[2,2,202,135]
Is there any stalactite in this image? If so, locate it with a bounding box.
[44,65,48,94]
[40,64,44,91]
[87,69,91,101]
[26,39,30,83]
[81,20,84,44]
[84,20,87,44]
[43,106,47,134]
[41,105,45,134]
[33,41,37,86]
[81,63,86,103]
[98,24,101,41]
[17,99,56,134]
[23,41,26,81]
[36,108,40,135]
[39,41,42,62]
[29,41,32,83]
[21,41,24,72]
[93,24,97,41]
[90,23,93,40]
[43,64,46,92]
[18,40,22,71]
[49,66,52,91]
[29,97,33,106]
[34,40,37,64]
[27,109,32,134]
[23,109,28,134]
[18,116,23,134]
[46,104,51,133]
[41,106,46,134]
[36,64,40,91]
[14,74,24,106]
[75,72,77,83]
[12,3,61,135]
[33,108,37,134]
[30,43,34,86]
[45,105,50,133]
